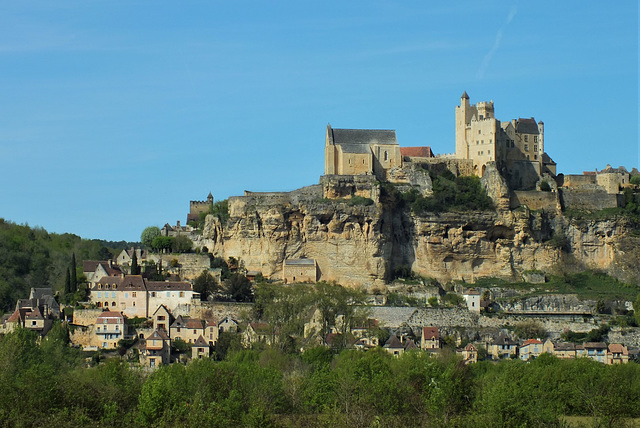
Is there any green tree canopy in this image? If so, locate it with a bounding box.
[224,274,253,302]
[141,226,161,249]
[193,270,219,301]
[171,235,193,253]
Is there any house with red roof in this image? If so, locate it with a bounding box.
[421,326,441,350]
[95,311,126,349]
[519,339,544,361]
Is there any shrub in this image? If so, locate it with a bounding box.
[348,196,374,206]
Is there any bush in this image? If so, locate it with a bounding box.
[407,173,494,214]
[540,181,551,192]
[547,232,569,251]
[348,196,374,206]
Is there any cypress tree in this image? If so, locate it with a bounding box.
[131,250,140,275]
[70,253,77,292]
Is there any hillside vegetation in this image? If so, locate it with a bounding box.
[0,219,132,314]
[1,326,639,427]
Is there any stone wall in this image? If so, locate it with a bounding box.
[510,190,559,210]
[72,309,104,327]
[147,253,212,280]
[416,157,474,177]
[320,174,379,201]
[560,188,619,211]
[189,302,252,322]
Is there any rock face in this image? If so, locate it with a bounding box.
[195,180,639,288]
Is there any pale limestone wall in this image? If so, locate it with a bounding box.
[189,302,250,322]
[320,174,380,201]
[597,172,629,194]
[147,253,212,280]
[372,144,402,180]
[563,174,597,188]
[72,309,104,327]
[510,190,559,211]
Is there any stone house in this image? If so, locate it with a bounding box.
[90,275,197,318]
[462,289,481,313]
[242,322,274,347]
[192,335,210,359]
[282,258,317,284]
[83,260,122,285]
[170,316,204,344]
[584,342,608,364]
[218,316,239,334]
[152,305,173,332]
[519,339,543,361]
[382,334,418,357]
[487,333,518,360]
[142,329,171,368]
[457,343,478,364]
[421,326,441,350]
[116,248,148,271]
[95,311,126,349]
[204,320,219,347]
[607,344,629,364]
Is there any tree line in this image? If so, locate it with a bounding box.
[1,325,639,427]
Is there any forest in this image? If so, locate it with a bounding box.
[1,325,639,428]
[0,219,133,314]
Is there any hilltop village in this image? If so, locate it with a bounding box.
[2,93,639,369]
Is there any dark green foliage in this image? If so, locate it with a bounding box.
[171,235,193,253]
[540,181,552,191]
[442,293,465,306]
[211,256,231,279]
[631,175,640,185]
[130,250,140,275]
[348,196,374,206]
[70,253,77,292]
[64,268,71,295]
[193,270,219,301]
[405,173,494,214]
[513,320,547,339]
[151,236,174,252]
[547,231,570,250]
[1,327,640,426]
[0,220,120,313]
[172,338,190,352]
[224,274,253,302]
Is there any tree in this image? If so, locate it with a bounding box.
[635,294,640,326]
[211,257,231,279]
[70,253,77,292]
[171,235,193,253]
[151,236,174,253]
[131,250,140,275]
[141,226,161,249]
[194,270,219,301]
[64,268,71,295]
[224,274,253,302]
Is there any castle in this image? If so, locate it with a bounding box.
[187,192,214,224]
[323,92,557,191]
[455,92,556,189]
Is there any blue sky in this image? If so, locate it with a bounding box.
[0,1,637,242]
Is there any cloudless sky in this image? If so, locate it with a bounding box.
[0,1,638,241]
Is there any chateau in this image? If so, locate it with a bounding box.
[323,92,557,191]
[455,91,556,189]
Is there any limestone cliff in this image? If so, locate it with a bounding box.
[195,181,639,288]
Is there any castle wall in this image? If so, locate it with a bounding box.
[320,174,379,201]
[563,174,597,188]
[597,172,629,194]
[337,150,373,176]
[560,188,620,211]
[414,157,474,177]
[510,190,559,211]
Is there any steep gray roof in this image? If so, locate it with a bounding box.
[330,128,398,147]
[339,143,371,154]
[515,118,540,135]
[284,258,315,266]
